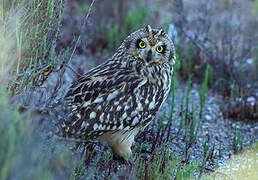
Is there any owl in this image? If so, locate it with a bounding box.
[58,25,176,160]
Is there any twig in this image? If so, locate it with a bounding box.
[64,64,82,77]
[67,0,96,64]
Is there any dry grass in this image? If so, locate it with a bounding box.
[207,142,258,180]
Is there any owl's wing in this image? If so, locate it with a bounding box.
[58,64,159,140]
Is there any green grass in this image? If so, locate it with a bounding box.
[199,64,210,118]
[0,0,66,94]
[232,125,243,153]
[134,148,199,179]
[254,0,258,13]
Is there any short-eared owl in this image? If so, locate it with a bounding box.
[59,25,175,159]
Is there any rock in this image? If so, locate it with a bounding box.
[247,97,255,106]
[205,114,212,121]
[246,58,253,64]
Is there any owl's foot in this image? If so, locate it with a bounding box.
[111,142,132,160]
[113,154,133,165]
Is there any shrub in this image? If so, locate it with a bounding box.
[0,0,66,94]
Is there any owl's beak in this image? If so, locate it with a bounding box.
[146,50,152,63]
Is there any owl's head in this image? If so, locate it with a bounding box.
[121,25,175,67]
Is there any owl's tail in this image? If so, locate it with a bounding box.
[18,100,90,143]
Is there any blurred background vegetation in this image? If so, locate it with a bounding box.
[0,0,257,179]
[57,0,257,121]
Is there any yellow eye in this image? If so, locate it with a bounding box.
[139,41,146,48]
[156,46,163,53]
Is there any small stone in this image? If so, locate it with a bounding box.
[247,97,255,106]
[207,107,212,112]
[208,97,214,103]
[205,114,212,121]
[246,58,253,64]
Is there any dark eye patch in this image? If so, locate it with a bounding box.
[159,45,167,54]
[136,39,142,48]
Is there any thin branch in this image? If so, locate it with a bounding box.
[67,0,96,64]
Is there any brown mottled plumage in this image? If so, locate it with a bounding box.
[58,25,176,159]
